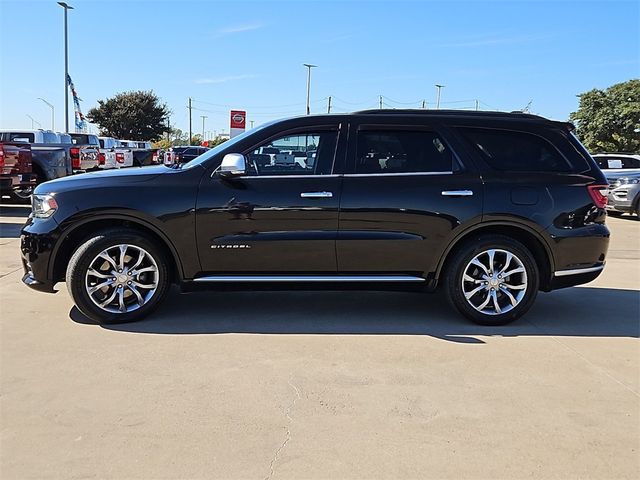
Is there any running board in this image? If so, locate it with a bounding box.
[192,275,426,283]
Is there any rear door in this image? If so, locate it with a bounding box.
[337,118,483,275]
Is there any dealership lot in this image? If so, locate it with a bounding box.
[0,204,638,479]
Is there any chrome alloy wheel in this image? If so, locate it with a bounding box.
[84,244,159,314]
[461,249,528,316]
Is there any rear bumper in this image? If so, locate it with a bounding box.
[0,173,36,192]
[550,263,605,290]
[545,223,609,290]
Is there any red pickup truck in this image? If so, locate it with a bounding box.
[0,141,36,202]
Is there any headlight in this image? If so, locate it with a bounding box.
[617,177,640,185]
[31,194,58,218]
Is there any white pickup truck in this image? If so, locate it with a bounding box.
[98,137,134,169]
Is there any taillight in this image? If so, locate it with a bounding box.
[70,147,80,169]
[587,185,608,209]
[98,152,105,165]
[0,145,4,168]
[115,152,125,163]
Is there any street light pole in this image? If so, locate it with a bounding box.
[27,115,41,129]
[57,2,73,133]
[435,84,444,109]
[37,98,55,130]
[303,63,317,115]
[201,115,207,141]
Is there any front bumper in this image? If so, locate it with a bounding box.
[607,185,639,213]
[20,218,59,293]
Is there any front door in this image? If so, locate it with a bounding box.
[196,128,343,273]
[337,122,483,276]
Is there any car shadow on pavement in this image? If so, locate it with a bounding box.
[70,286,640,343]
[0,205,31,217]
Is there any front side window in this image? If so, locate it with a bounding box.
[458,127,572,172]
[245,131,337,176]
[355,130,453,174]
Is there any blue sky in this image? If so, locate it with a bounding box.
[1,0,638,137]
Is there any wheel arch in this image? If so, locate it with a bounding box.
[435,221,555,291]
[50,214,184,284]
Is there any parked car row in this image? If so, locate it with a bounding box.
[0,129,158,201]
[594,153,640,218]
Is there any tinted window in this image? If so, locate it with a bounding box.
[42,132,59,143]
[459,128,572,172]
[593,156,640,169]
[70,134,94,145]
[355,130,453,174]
[2,132,35,142]
[245,132,337,176]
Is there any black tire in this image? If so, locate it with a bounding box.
[66,228,170,324]
[607,210,624,217]
[444,234,539,326]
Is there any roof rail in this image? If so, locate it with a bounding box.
[353,108,547,120]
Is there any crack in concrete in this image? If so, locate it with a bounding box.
[264,378,301,480]
[0,267,24,279]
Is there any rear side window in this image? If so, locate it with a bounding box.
[458,128,572,172]
[2,132,35,142]
[355,130,453,174]
[594,156,640,169]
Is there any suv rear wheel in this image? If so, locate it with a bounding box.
[66,229,170,324]
[444,234,539,325]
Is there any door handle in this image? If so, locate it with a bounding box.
[441,190,473,197]
[300,191,333,198]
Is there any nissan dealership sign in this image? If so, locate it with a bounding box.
[230,110,246,138]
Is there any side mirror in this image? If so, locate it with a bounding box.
[219,153,246,176]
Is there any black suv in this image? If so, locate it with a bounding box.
[21,110,610,325]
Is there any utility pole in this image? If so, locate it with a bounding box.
[249,120,254,129]
[379,95,383,109]
[327,96,332,114]
[200,115,207,141]
[37,98,55,129]
[188,97,192,145]
[435,84,444,109]
[57,3,73,133]
[303,64,317,115]
[475,99,479,111]
[422,99,426,109]
[166,118,170,142]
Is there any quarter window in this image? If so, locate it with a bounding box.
[245,132,337,176]
[355,130,453,174]
[458,128,572,172]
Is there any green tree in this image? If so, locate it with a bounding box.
[570,79,640,152]
[88,90,170,141]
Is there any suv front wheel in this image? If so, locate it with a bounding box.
[444,235,539,325]
[66,228,170,324]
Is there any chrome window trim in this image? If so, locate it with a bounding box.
[193,275,426,283]
[554,264,605,277]
[343,171,453,178]
[237,174,341,179]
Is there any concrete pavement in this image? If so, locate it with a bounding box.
[1,206,638,479]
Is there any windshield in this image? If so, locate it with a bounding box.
[182,121,276,169]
